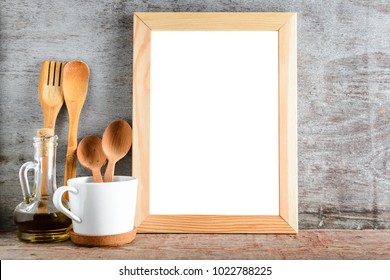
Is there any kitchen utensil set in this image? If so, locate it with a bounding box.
[28,59,134,246]
[38,59,89,187]
[37,59,131,185]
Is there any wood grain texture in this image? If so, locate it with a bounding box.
[137,215,296,233]
[133,14,151,228]
[1,0,390,231]
[135,12,293,30]
[278,13,298,232]
[1,230,389,260]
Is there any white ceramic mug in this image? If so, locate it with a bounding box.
[53,176,138,236]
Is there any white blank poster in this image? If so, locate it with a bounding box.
[150,31,279,215]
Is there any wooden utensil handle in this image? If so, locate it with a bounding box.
[92,169,103,183]
[64,152,76,200]
[103,161,115,182]
[64,115,79,190]
[43,107,60,130]
[64,153,77,183]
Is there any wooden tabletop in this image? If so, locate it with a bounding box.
[1,230,389,260]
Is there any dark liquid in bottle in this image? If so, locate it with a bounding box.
[14,211,71,242]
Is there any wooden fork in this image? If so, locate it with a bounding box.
[38,60,66,130]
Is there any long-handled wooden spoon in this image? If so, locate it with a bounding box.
[38,60,66,129]
[62,60,89,186]
[102,119,132,182]
[77,136,106,183]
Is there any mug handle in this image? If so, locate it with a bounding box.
[53,186,81,223]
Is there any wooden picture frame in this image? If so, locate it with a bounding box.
[133,12,297,233]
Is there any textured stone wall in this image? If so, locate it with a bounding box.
[1,0,389,230]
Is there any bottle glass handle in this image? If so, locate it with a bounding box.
[18,161,37,203]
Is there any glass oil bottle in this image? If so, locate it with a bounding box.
[13,128,72,242]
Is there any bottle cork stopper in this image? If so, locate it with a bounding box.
[36,128,54,138]
[36,128,55,157]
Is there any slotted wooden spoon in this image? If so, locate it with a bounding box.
[63,60,89,186]
[38,60,66,129]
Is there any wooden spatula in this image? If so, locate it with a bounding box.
[38,60,66,129]
[62,60,89,186]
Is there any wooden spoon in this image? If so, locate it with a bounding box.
[102,119,132,182]
[62,60,89,186]
[38,60,66,129]
[77,136,106,183]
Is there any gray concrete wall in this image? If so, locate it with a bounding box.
[1,0,389,230]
